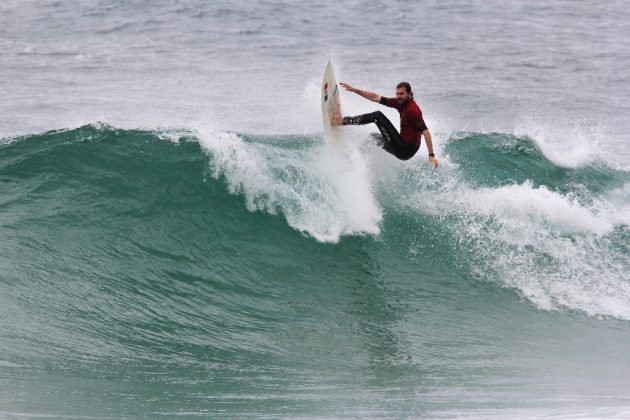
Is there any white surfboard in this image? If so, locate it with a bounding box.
[321,58,342,141]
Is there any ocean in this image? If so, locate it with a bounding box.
[1,1,629,418]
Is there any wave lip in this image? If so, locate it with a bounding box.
[196,129,382,243]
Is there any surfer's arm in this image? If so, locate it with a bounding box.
[339,83,381,103]
[423,129,439,168]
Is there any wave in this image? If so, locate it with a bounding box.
[1,123,629,320]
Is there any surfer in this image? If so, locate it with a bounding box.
[333,82,438,167]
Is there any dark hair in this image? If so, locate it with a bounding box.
[396,82,413,99]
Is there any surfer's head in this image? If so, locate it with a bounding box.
[396,82,413,103]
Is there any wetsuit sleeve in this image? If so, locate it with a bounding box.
[379,97,399,109]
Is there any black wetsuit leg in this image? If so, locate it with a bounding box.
[342,111,419,160]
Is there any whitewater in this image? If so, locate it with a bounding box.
[1,0,629,418]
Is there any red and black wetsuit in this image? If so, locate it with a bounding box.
[342,97,428,160]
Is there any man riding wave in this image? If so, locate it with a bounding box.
[333,82,438,168]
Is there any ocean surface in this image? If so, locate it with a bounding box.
[1,1,629,418]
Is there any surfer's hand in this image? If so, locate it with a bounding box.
[331,113,343,126]
[340,82,356,93]
[429,156,439,168]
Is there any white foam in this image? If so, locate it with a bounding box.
[405,174,630,320]
[514,117,604,169]
[460,181,613,236]
[604,182,630,226]
[195,127,381,243]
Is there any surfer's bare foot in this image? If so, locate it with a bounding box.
[331,113,343,126]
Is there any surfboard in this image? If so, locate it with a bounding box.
[321,58,342,141]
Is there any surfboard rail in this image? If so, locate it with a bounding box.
[321,58,343,142]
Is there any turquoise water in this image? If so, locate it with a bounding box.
[1,125,628,417]
[2,0,630,417]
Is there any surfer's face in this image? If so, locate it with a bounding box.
[396,87,410,104]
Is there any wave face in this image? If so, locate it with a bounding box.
[1,124,629,417]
